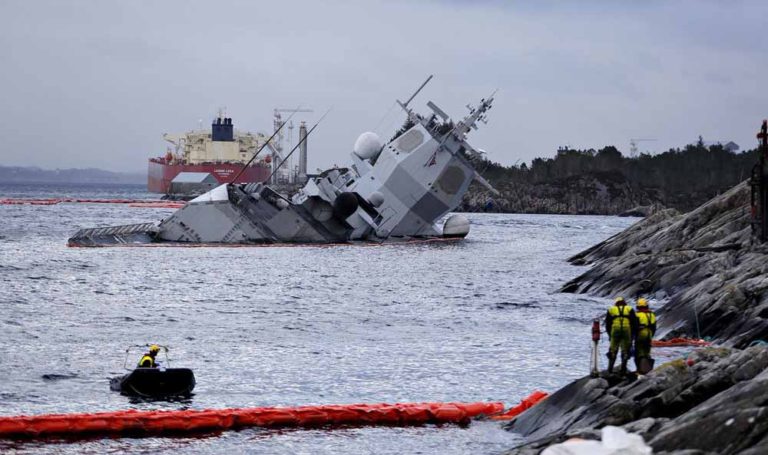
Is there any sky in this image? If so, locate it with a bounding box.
[0,0,767,173]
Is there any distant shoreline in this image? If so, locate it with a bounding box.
[0,180,145,186]
[0,165,145,185]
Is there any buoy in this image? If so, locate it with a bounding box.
[0,401,504,440]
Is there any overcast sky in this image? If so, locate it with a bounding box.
[1,0,766,173]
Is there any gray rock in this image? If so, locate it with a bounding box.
[621,417,662,440]
[462,176,662,215]
[655,451,717,455]
[504,182,768,455]
[560,182,768,348]
[619,204,664,217]
[505,347,768,454]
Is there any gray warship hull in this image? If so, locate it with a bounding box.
[68,80,498,247]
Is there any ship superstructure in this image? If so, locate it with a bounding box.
[71,79,498,246]
[148,111,307,194]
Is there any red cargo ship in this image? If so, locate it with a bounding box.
[147,159,271,193]
[147,114,272,194]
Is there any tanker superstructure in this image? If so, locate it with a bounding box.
[148,112,297,194]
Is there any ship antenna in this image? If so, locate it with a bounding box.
[266,107,332,183]
[229,107,302,184]
[397,75,433,113]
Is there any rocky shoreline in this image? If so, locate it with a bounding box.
[461,177,660,215]
[503,181,768,454]
[505,346,768,454]
[561,181,768,347]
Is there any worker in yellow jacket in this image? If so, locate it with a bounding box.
[137,344,160,368]
[605,297,637,375]
[634,298,657,373]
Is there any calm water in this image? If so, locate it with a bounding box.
[0,182,636,454]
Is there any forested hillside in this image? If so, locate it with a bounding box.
[463,139,756,215]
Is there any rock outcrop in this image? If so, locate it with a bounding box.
[504,180,768,454]
[618,205,664,218]
[506,346,768,454]
[462,174,660,215]
[560,181,768,348]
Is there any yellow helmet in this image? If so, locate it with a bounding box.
[149,344,160,353]
[614,297,625,304]
[637,298,648,308]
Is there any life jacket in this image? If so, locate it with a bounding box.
[608,305,632,332]
[637,311,656,338]
[138,355,156,368]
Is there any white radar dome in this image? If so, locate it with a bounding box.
[442,214,470,238]
[353,132,383,160]
[368,191,384,207]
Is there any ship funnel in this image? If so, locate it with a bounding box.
[212,117,234,142]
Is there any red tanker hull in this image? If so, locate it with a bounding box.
[147,159,271,193]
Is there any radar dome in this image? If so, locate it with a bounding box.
[353,132,383,160]
[368,191,384,207]
[442,214,470,238]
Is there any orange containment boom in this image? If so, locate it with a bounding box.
[489,391,548,421]
[652,338,711,348]
[0,198,183,208]
[0,401,504,440]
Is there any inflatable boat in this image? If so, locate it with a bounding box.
[110,344,195,398]
[110,367,195,397]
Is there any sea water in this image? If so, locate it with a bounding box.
[0,182,635,454]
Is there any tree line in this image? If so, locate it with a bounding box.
[475,139,757,211]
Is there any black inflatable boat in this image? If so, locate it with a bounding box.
[110,344,195,398]
[110,367,195,397]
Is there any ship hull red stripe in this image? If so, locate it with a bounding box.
[147,160,270,193]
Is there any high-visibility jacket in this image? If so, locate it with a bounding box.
[636,310,657,338]
[138,355,156,368]
[606,305,636,333]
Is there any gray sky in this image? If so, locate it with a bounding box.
[1,0,766,173]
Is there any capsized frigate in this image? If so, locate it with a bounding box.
[68,81,499,246]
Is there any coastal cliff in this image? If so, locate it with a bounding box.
[506,346,768,454]
[504,180,768,453]
[461,176,660,215]
[561,181,768,347]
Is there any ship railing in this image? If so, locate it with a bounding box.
[70,223,158,240]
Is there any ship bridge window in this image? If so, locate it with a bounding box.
[345,179,355,187]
